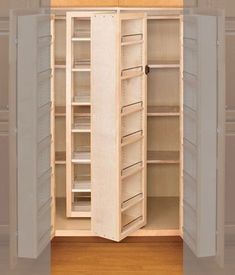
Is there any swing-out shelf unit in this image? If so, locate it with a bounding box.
[52,9,183,237]
[13,6,223,260]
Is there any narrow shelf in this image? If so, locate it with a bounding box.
[148,60,180,69]
[121,193,143,212]
[121,102,143,117]
[72,180,91,193]
[72,116,91,133]
[121,131,143,148]
[55,151,66,165]
[147,15,180,20]
[72,60,91,72]
[72,94,91,106]
[147,151,180,164]
[121,40,144,47]
[55,60,66,69]
[121,70,144,80]
[72,200,91,217]
[122,215,143,233]
[72,37,91,42]
[147,106,180,117]
[74,29,90,39]
[72,151,91,164]
[55,106,66,117]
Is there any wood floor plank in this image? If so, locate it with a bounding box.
[52,237,183,275]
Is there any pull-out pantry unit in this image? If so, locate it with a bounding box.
[10,8,225,262]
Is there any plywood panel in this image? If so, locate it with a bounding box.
[119,0,183,7]
[51,0,118,7]
[148,165,179,197]
[50,0,189,7]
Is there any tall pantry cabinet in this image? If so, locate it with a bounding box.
[52,10,182,239]
[10,8,224,262]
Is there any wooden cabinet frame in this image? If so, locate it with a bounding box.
[10,7,225,262]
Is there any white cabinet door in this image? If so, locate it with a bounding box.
[183,14,218,257]
[91,12,147,241]
[17,13,52,259]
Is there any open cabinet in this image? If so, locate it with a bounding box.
[10,7,224,261]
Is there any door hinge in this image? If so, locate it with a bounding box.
[145,65,150,75]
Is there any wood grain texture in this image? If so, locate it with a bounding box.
[119,0,183,7]
[51,0,118,7]
[52,237,183,275]
[50,0,183,7]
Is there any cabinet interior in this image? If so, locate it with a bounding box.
[52,11,182,237]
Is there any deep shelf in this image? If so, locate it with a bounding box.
[147,151,180,164]
[72,180,91,193]
[147,106,180,117]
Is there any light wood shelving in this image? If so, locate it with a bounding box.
[66,12,92,218]
[147,150,180,164]
[52,10,183,240]
[147,106,180,116]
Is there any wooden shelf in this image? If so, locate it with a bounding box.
[72,116,91,133]
[147,151,180,164]
[121,193,143,212]
[121,102,143,117]
[55,198,91,234]
[72,60,91,72]
[121,40,144,47]
[55,106,66,117]
[72,94,91,106]
[147,106,180,117]
[143,197,179,230]
[71,200,91,217]
[121,70,144,80]
[55,60,66,69]
[148,60,180,69]
[147,16,180,20]
[72,37,91,42]
[122,215,143,233]
[55,151,66,165]
[55,197,179,236]
[72,151,91,164]
[72,180,91,193]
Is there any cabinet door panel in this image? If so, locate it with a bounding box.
[17,14,52,259]
[92,13,147,241]
[183,14,217,258]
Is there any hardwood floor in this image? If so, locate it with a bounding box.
[52,237,183,275]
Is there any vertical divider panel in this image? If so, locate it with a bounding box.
[66,13,72,217]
